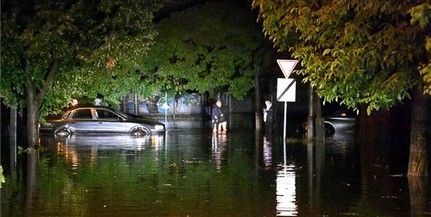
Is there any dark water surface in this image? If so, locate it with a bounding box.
[1,121,428,216]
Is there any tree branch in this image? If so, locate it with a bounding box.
[35,59,59,108]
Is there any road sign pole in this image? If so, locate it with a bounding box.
[277,59,298,140]
[277,59,298,142]
[283,101,287,141]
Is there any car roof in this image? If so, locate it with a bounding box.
[65,105,118,111]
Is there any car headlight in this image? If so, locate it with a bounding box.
[154,125,165,130]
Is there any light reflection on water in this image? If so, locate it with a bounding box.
[211,132,227,172]
[0,121,420,216]
[276,164,298,216]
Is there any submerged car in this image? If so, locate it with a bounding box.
[324,110,356,136]
[39,106,165,138]
[300,109,357,136]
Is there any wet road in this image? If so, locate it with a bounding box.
[1,121,425,216]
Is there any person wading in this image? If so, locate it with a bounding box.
[211,100,227,132]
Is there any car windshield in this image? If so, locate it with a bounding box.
[62,111,72,119]
[114,110,134,119]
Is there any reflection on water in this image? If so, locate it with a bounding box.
[53,134,165,150]
[263,135,272,168]
[276,164,298,216]
[212,132,227,172]
[0,121,423,216]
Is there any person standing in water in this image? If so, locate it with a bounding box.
[211,100,227,132]
[263,100,273,133]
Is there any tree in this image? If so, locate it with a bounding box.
[410,4,431,95]
[140,1,270,100]
[252,0,430,176]
[1,0,167,146]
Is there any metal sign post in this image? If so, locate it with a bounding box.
[276,59,298,141]
[277,78,297,141]
[284,101,287,142]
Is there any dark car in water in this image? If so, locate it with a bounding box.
[300,108,357,136]
[39,106,165,138]
[324,110,356,136]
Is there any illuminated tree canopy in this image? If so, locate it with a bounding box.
[252,0,430,114]
[141,1,268,99]
[1,0,167,145]
[252,0,430,177]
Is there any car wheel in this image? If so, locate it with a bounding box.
[324,122,335,136]
[131,127,151,138]
[55,128,71,137]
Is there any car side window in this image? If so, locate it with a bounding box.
[96,109,119,120]
[72,109,93,119]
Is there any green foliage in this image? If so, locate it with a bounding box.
[0,166,5,188]
[253,0,430,114]
[1,0,167,117]
[409,3,431,28]
[410,4,431,95]
[141,1,268,99]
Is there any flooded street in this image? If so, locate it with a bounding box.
[1,121,428,216]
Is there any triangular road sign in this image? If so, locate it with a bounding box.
[277,59,298,78]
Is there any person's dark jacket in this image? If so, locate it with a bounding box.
[212,105,225,123]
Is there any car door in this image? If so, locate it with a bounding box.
[95,108,127,134]
[69,108,98,133]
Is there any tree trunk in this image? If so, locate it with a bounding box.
[314,91,324,143]
[307,85,314,141]
[0,98,2,166]
[407,83,429,177]
[25,59,58,147]
[26,81,40,148]
[408,175,427,216]
[25,151,38,214]
[134,93,139,115]
[255,71,262,131]
[10,108,18,170]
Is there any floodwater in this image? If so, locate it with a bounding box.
[1,121,429,216]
